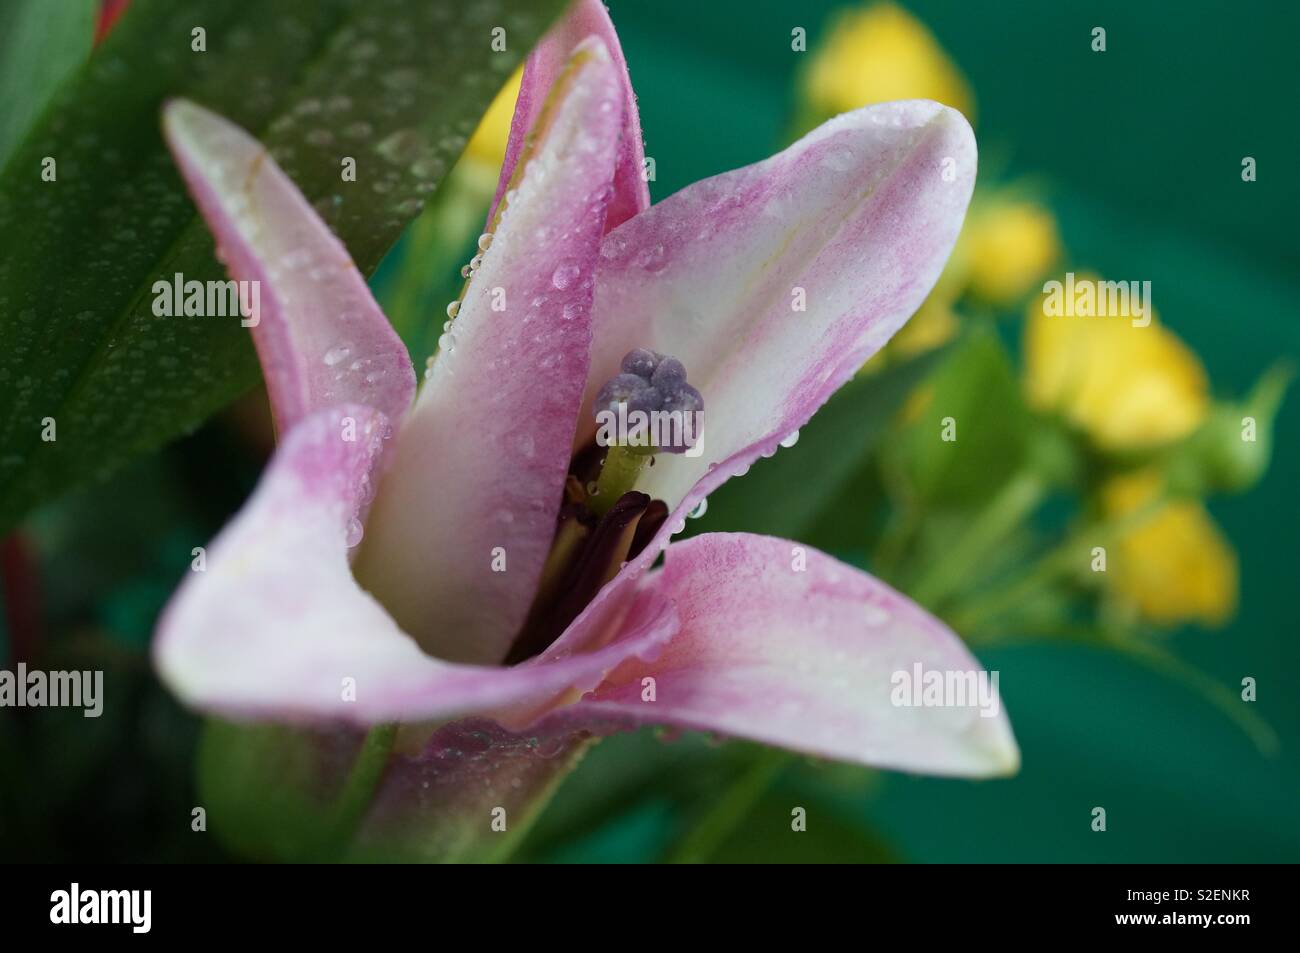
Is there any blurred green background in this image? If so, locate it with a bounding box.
[2,0,1297,862]
[574,0,1300,862]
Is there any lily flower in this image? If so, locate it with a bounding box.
[155,0,1015,854]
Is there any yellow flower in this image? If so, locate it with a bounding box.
[463,67,523,169]
[802,2,974,121]
[964,198,1060,304]
[1101,470,1237,627]
[1023,273,1209,450]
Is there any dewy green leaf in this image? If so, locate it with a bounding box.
[0,0,565,532]
[0,0,95,170]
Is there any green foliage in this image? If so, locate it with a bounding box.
[0,0,95,168]
[0,0,565,532]
[683,349,945,546]
[890,325,1029,506]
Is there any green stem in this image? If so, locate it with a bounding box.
[324,722,397,859]
[949,494,1170,634]
[665,750,790,864]
[589,444,649,518]
[1118,641,1279,757]
[910,469,1047,608]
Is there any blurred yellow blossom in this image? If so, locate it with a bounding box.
[1024,275,1209,450]
[1101,470,1237,626]
[964,198,1060,304]
[801,2,974,121]
[463,67,522,168]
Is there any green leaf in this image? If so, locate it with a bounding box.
[891,325,1030,505]
[0,0,565,532]
[702,790,900,863]
[682,349,945,543]
[0,0,95,169]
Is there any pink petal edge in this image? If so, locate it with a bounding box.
[488,0,648,232]
[354,37,627,666]
[153,404,676,725]
[162,99,414,432]
[559,533,1019,778]
[551,100,977,660]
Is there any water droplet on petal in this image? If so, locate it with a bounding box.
[344,518,364,547]
[551,262,580,290]
[864,605,890,626]
[323,345,350,366]
[445,300,460,319]
[780,429,801,449]
[688,498,709,519]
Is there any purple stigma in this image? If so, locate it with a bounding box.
[595,348,705,453]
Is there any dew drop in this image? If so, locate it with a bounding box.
[551,262,580,290]
[445,300,460,319]
[344,518,364,547]
[323,345,351,366]
[688,498,709,519]
[780,429,801,449]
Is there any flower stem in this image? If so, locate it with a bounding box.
[1116,641,1279,757]
[948,494,1169,634]
[324,722,397,859]
[589,444,649,518]
[665,749,790,864]
[910,469,1047,609]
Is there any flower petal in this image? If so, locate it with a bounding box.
[586,100,974,502]
[162,99,415,431]
[354,39,626,665]
[154,404,676,725]
[564,101,975,639]
[489,0,648,231]
[564,533,1019,778]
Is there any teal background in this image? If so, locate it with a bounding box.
[1,0,1296,863]
[541,0,1299,862]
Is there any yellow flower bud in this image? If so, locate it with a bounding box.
[1101,470,1237,627]
[965,199,1060,304]
[801,2,974,121]
[1023,273,1209,450]
[463,67,523,169]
